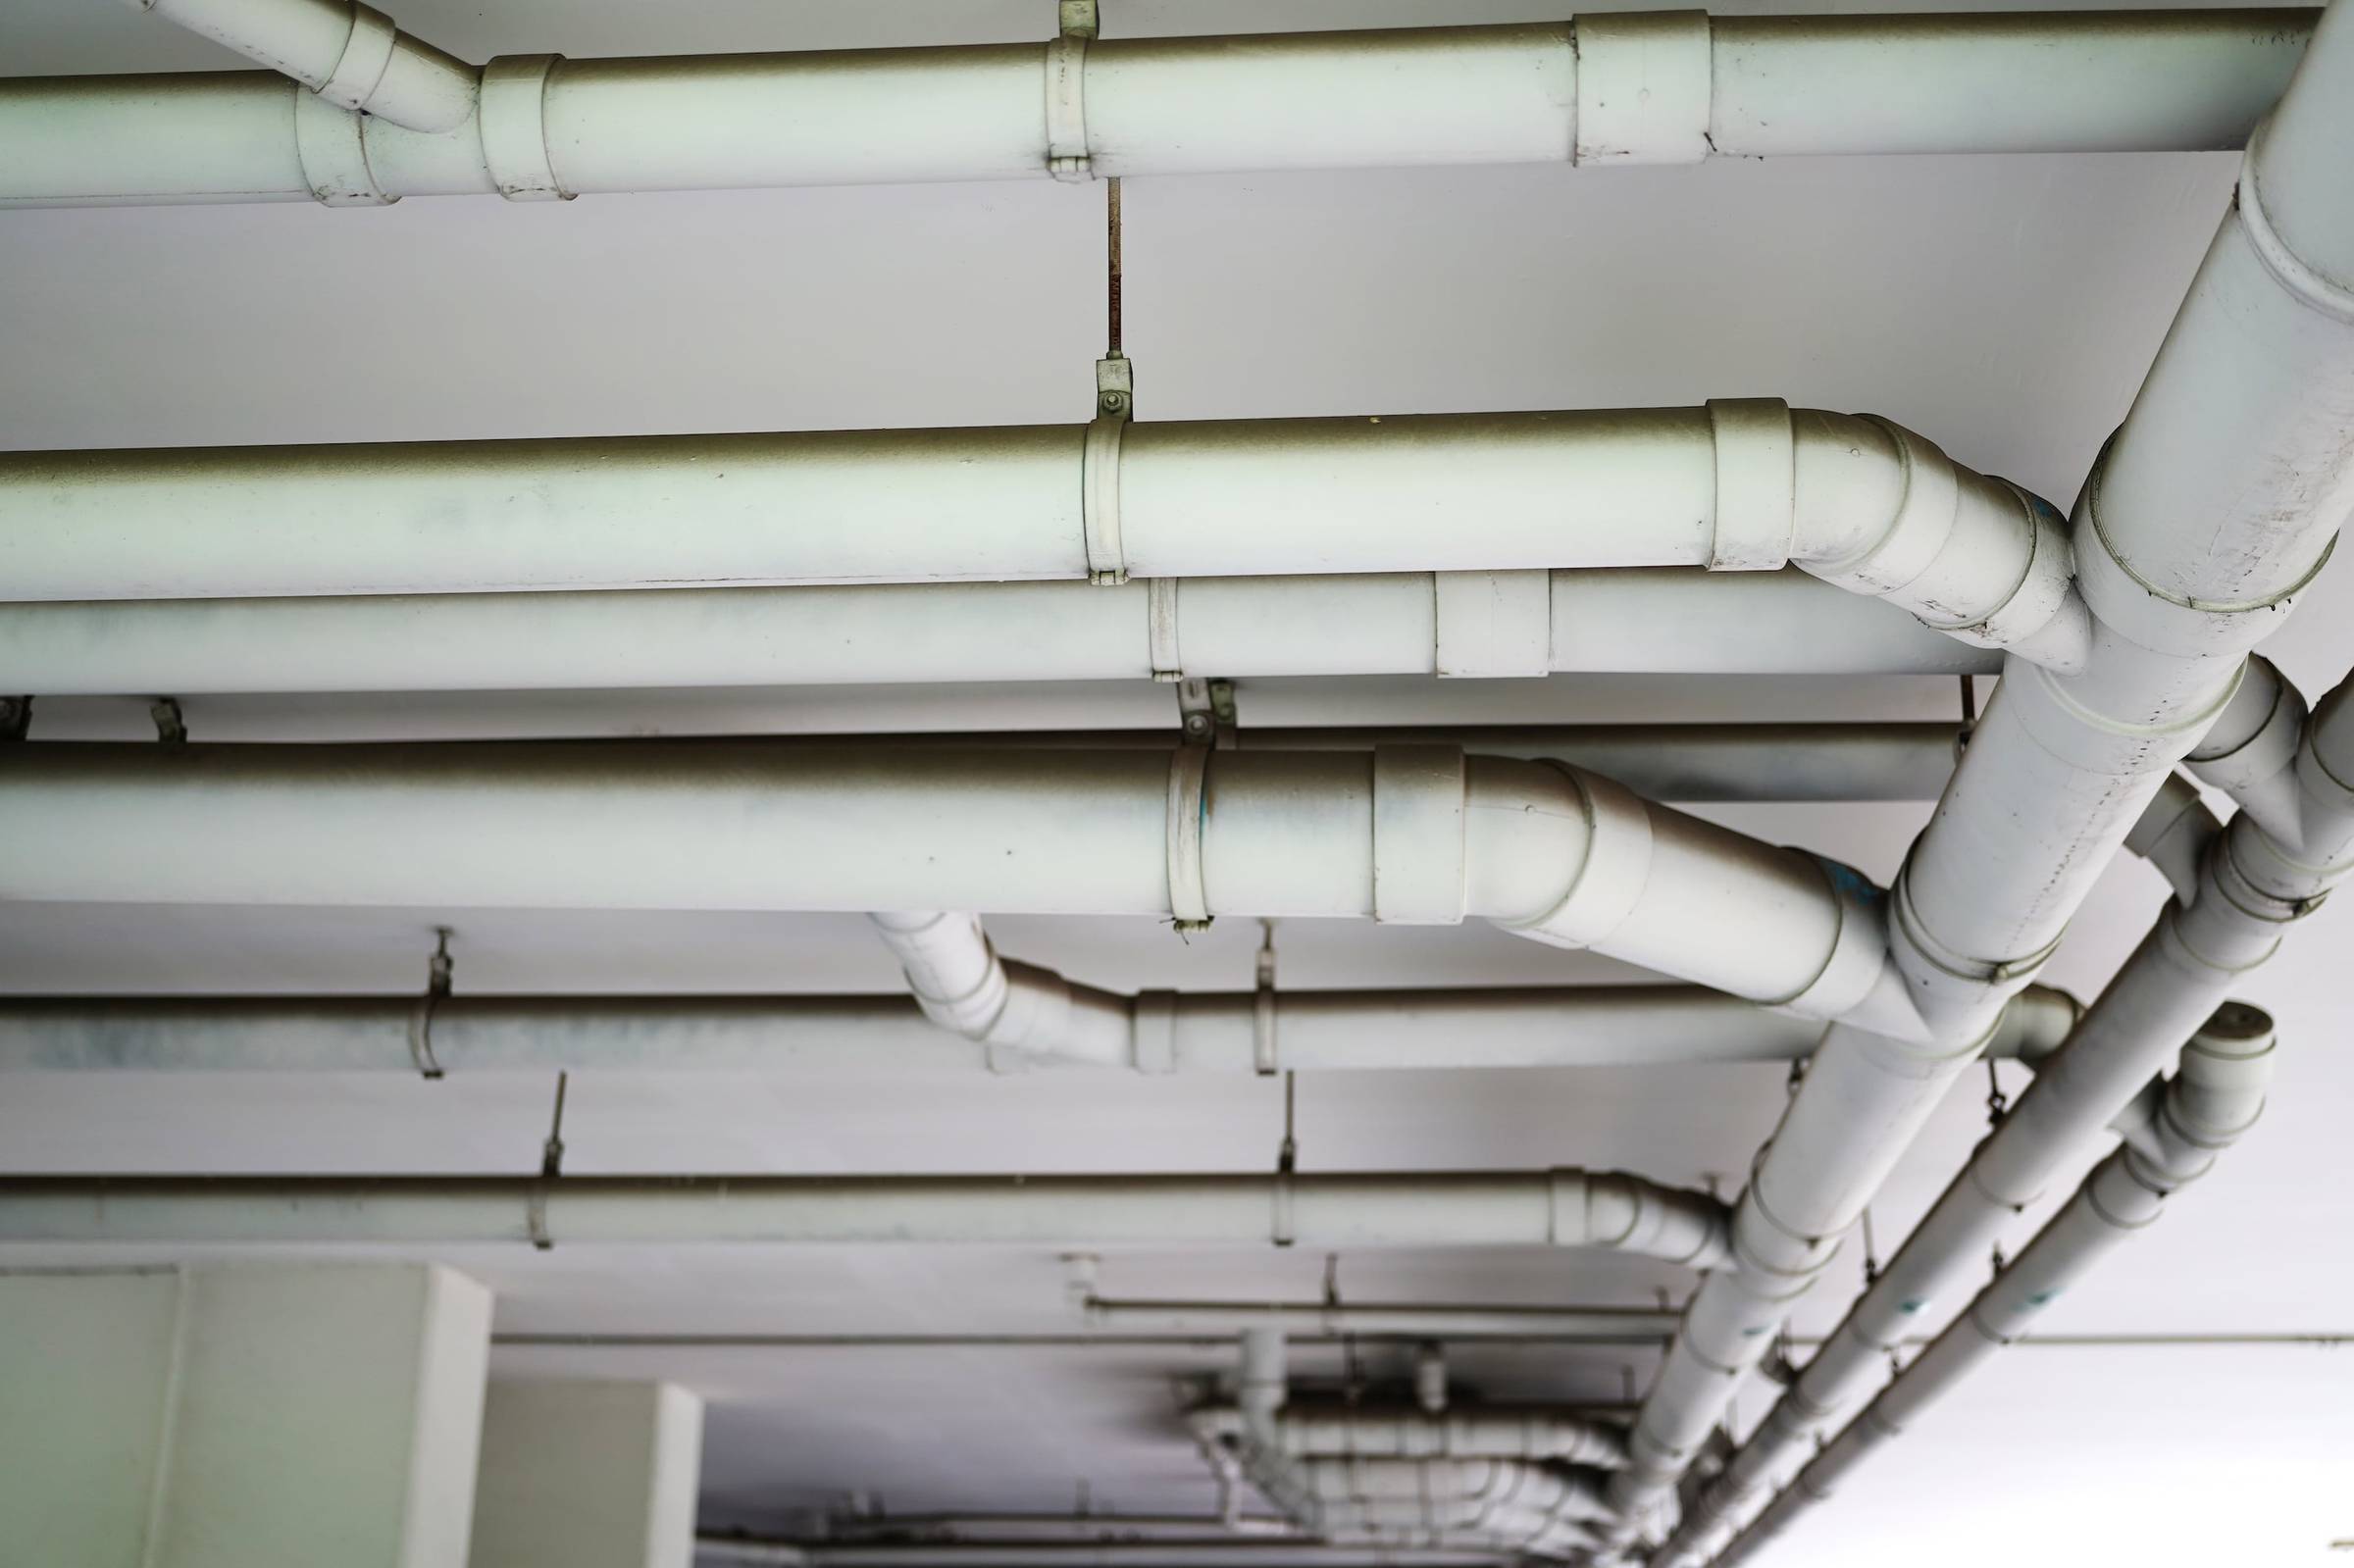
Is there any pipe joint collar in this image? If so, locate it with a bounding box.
[1766,855,1890,1021]
[2161,883,2287,980]
[2073,444,2337,653]
[1891,859,2062,989]
[1706,399,1796,571]
[318,3,400,116]
[2007,646,2238,776]
[1558,1169,1734,1270]
[2214,813,2342,916]
[1934,489,2091,672]
[1372,747,1468,924]
[1507,763,1652,949]
[480,55,572,201]
[2240,128,2354,327]
[292,90,395,206]
[2297,680,2354,809]
[1573,12,1712,166]
[1816,417,1963,599]
[1727,1188,1843,1292]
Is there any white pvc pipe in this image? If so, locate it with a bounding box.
[901,725,1969,803]
[2186,652,2311,844]
[0,982,2079,1076]
[0,1169,1734,1265]
[867,911,1012,1039]
[1261,1410,1628,1470]
[1607,1,2354,1534]
[0,12,2314,207]
[1890,0,2354,1049]
[0,571,1998,696]
[1235,1447,1608,1556]
[1203,1339,1621,1560]
[128,0,479,132]
[1703,10,2313,157]
[0,403,2084,675]
[941,894,2041,1074]
[1082,1300,1681,1342]
[0,743,1913,1037]
[699,1543,1498,1568]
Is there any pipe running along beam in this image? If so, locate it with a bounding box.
[0,11,2318,207]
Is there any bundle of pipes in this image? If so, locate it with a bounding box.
[0,7,2318,207]
[696,1542,1506,1568]
[1617,4,2354,1550]
[1586,2,2354,1543]
[1198,1332,1622,1562]
[1655,665,2354,1565]
[1705,1004,2278,1567]
[2,1,2351,1560]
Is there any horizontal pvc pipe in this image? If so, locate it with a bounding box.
[846,725,1972,803]
[0,1169,1733,1262]
[0,743,1913,1036]
[1080,1300,1682,1341]
[793,1515,1300,1542]
[700,1543,1503,1568]
[0,12,2314,207]
[1703,10,2313,156]
[0,570,1998,696]
[0,982,2077,1076]
[0,404,2081,676]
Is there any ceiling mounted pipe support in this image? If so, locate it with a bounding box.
[0,11,2318,207]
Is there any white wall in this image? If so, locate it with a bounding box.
[0,1264,493,1568]
[472,1380,706,1568]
